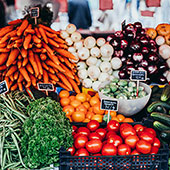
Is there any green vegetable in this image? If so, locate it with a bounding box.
[153,121,170,131]
[101,87,111,94]
[138,91,147,97]
[111,78,119,83]
[160,130,170,143]
[21,97,73,169]
[161,85,170,102]
[110,84,117,92]
[118,80,128,86]
[152,85,160,94]
[153,105,167,114]
[128,81,136,87]
[151,112,170,126]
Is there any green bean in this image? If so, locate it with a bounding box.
[0,126,5,168]
[4,162,21,169]
[2,148,7,169]
[9,127,21,142]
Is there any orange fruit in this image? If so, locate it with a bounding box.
[91,114,103,123]
[72,111,85,122]
[83,118,90,123]
[69,95,75,101]
[60,97,70,107]
[123,118,134,123]
[76,104,87,114]
[117,114,125,122]
[88,107,93,112]
[66,115,72,122]
[86,94,91,101]
[83,102,90,109]
[105,110,117,117]
[95,93,100,98]
[90,96,100,106]
[93,103,104,115]
[76,93,87,102]
[111,116,120,122]
[59,90,70,98]
[70,99,81,108]
[86,111,94,119]
[63,105,75,116]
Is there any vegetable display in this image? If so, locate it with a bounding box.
[21,97,73,169]
[0,18,80,93]
[67,120,161,156]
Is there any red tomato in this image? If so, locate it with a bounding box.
[96,128,107,140]
[150,146,159,154]
[72,125,78,133]
[87,120,100,132]
[125,135,139,149]
[118,144,131,155]
[120,123,133,131]
[139,131,155,144]
[102,143,117,156]
[74,135,88,149]
[67,146,75,155]
[134,124,144,133]
[77,127,90,136]
[107,120,120,132]
[131,149,140,155]
[93,153,101,156]
[106,131,117,139]
[86,139,102,153]
[75,148,89,156]
[120,127,136,139]
[153,138,161,148]
[107,135,123,147]
[143,128,156,137]
[136,140,151,154]
[89,132,101,140]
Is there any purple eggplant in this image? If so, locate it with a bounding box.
[119,70,128,79]
[148,53,159,63]
[114,31,124,39]
[110,38,120,50]
[133,53,143,62]
[158,63,169,73]
[129,41,141,52]
[114,50,124,57]
[149,40,156,47]
[107,34,115,42]
[147,65,158,75]
[150,45,158,53]
[141,47,149,55]
[120,39,128,49]
[140,36,149,46]
[134,22,142,31]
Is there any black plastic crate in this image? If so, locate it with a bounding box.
[59,120,169,170]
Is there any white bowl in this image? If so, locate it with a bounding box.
[98,81,151,116]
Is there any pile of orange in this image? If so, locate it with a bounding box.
[59,90,134,123]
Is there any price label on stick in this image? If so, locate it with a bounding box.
[121,20,126,30]
[38,83,54,91]
[130,70,147,81]
[0,80,8,95]
[30,7,39,24]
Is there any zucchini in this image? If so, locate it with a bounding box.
[160,130,170,143]
[152,85,160,94]
[154,105,167,114]
[147,101,170,113]
[151,112,170,126]
[153,121,170,131]
[161,85,170,102]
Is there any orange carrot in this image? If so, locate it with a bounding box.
[48,73,59,82]
[50,80,57,85]
[17,19,29,36]
[26,63,34,74]
[18,55,22,60]
[10,83,18,91]
[29,74,37,86]
[25,81,31,88]
[34,54,43,75]
[39,27,48,44]
[35,27,41,38]
[47,52,60,65]
[45,31,57,38]
[17,73,24,83]
[0,42,7,48]
[25,28,35,35]
[53,68,59,73]
[18,82,23,91]
[17,60,22,69]
[23,34,32,50]
[0,26,13,37]
[53,37,65,44]
[56,81,71,91]
[42,42,53,55]
[32,35,41,44]
[64,58,74,69]
[58,55,65,62]
[33,48,46,53]
[34,43,42,48]
[21,48,27,58]
[9,74,14,81]
[42,62,49,70]
[68,77,80,93]
[0,30,17,44]
[38,74,42,80]
[19,67,31,82]
[22,57,28,67]
[6,49,19,67]
[28,50,39,77]
[6,66,17,76]
[0,53,8,65]
[13,43,22,48]
[8,19,22,25]
[5,76,12,89]
[58,43,68,49]
[43,69,49,83]
[55,48,76,60]
[7,42,15,49]
[74,74,81,85]
[0,65,7,71]
[39,24,59,34]
[2,70,7,77]
[14,71,19,80]
[48,38,59,48]
[40,53,47,61]
[48,67,55,74]
[0,48,10,53]
[15,39,23,44]
[60,63,74,79]
[28,44,32,49]
[45,60,65,73]
[57,73,73,90]
[10,36,20,41]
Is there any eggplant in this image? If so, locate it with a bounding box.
[139,59,149,67]
[147,65,158,75]
[148,53,159,63]
[129,41,141,52]
[119,70,128,79]
[158,63,169,73]
[133,53,143,62]
[120,39,128,50]
[126,65,136,74]
[141,47,149,55]
[114,50,124,57]
[114,31,124,39]
[110,38,120,50]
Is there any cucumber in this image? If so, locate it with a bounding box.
[147,101,170,113]
[152,85,160,94]
[160,130,170,143]
[154,105,167,114]
[153,121,170,131]
[151,112,170,126]
[161,85,170,102]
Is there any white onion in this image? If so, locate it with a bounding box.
[166,58,170,68]
[101,56,112,61]
[68,47,76,53]
[108,69,113,75]
[97,38,106,47]
[77,47,90,60]
[159,44,170,60]
[111,57,122,70]
[109,75,116,81]
[66,24,76,34]
[90,47,101,58]
[60,30,69,39]
[155,36,165,46]
[78,69,88,79]
[69,53,79,63]
[77,61,87,70]
[92,81,102,91]
[65,37,73,46]
[74,41,83,49]
[96,59,102,67]
[100,44,114,57]
[100,61,111,72]
[98,72,110,82]
[71,32,82,42]
[88,66,101,81]
[112,70,119,78]
[86,57,98,66]
[82,78,93,88]
[166,71,170,82]
[84,36,96,49]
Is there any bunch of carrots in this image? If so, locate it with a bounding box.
[0,18,80,93]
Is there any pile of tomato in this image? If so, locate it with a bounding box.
[67,120,161,156]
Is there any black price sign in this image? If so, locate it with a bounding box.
[101,99,118,111]
[38,83,54,91]
[30,7,39,18]
[0,80,8,95]
[130,70,147,81]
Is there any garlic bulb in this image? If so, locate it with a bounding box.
[84,36,96,49]
[68,47,76,53]
[77,61,87,70]
[97,38,106,47]
[74,41,83,50]
[78,47,90,60]
[66,24,76,34]
[78,69,88,79]
[111,57,122,70]
[90,47,101,58]
[98,72,110,82]
[69,53,79,63]
[82,78,93,88]
[100,61,111,72]
[88,66,101,81]
[100,44,114,57]
[71,32,82,42]
[86,57,98,66]
[92,81,102,91]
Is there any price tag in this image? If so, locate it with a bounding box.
[130,70,147,81]
[38,83,54,91]
[0,80,8,95]
[121,20,126,30]
[30,7,39,24]
[101,99,119,111]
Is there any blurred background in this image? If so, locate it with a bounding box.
[1,0,170,31]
